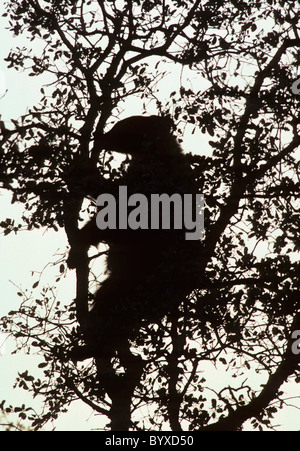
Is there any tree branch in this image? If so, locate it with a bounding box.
[66,377,109,417]
[202,312,300,430]
[167,318,183,431]
[0,121,79,147]
[203,38,300,268]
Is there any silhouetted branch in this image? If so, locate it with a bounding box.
[203,312,300,431]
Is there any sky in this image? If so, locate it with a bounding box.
[0,8,299,431]
[0,15,101,430]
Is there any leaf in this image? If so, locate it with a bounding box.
[38,362,48,369]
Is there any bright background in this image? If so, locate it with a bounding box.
[0,12,299,431]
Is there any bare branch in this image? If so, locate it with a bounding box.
[203,312,300,431]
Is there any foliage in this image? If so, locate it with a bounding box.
[0,0,299,431]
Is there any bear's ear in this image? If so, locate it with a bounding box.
[93,116,143,154]
[147,115,174,135]
[157,115,175,133]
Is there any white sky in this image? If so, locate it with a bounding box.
[0,10,299,431]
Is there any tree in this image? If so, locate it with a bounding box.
[0,0,299,431]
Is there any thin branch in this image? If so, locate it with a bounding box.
[167,318,183,431]
[247,136,300,183]
[203,38,300,268]
[202,312,300,431]
[0,122,79,147]
[66,378,109,416]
